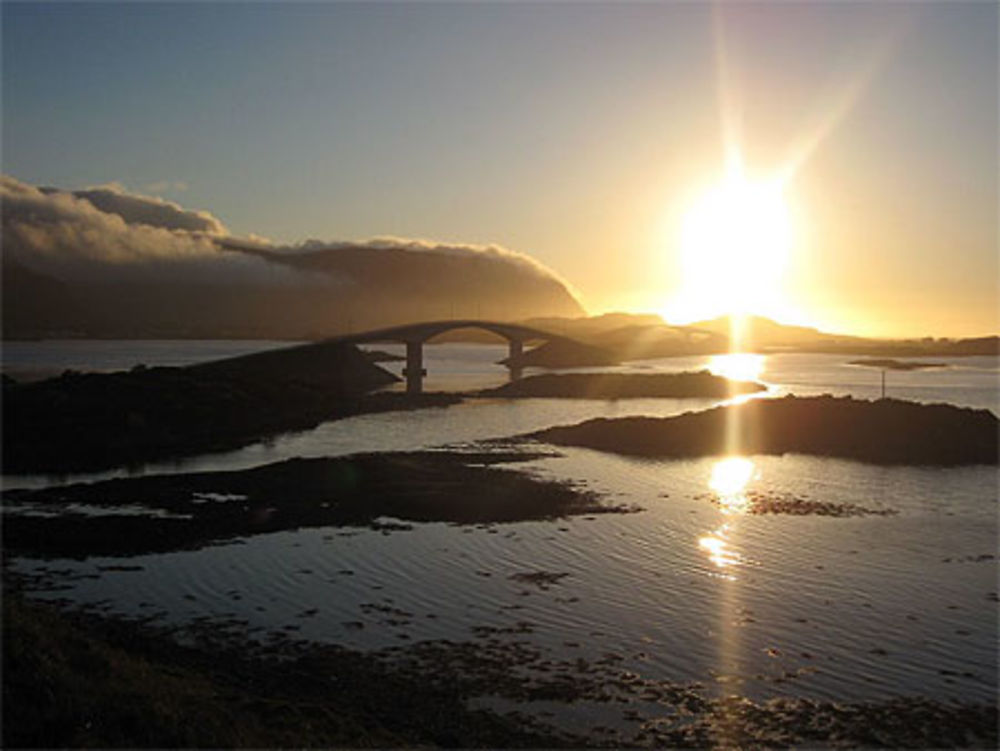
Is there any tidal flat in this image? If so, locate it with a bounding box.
[3,450,630,558]
[4,347,998,748]
[6,440,997,748]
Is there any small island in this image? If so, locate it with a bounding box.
[479,370,765,399]
[848,358,948,371]
[529,394,999,466]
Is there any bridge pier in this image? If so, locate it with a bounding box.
[507,339,524,382]
[403,341,426,395]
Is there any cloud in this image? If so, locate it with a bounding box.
[39,182,227,234]
[270,235,582,298]
[3,175,580,305]
[2,175,316,285]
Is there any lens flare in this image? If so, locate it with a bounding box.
[710,456,755,498]
[708,353,765,382]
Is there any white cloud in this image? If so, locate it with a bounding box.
[2,175,316,285]
[3,175,580,306]
[62,182,226,234]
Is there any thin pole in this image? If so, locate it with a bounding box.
[881,369,885,399]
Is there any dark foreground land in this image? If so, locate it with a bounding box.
[479,370,764,399]
[2,591,568,749]
[3,450,627,559]
[531,395,999,465]
[2,341,460,474]
[5,588,996,749]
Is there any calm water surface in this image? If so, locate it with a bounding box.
[4,343,997,488]
[1,338,298,381]
[5,340,998,726]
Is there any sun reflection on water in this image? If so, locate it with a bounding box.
[710,456,755,504]
[698,524,743,569]
[708,353,765,382]
[698,457,756,570]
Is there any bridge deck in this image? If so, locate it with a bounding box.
[331,319,572,394]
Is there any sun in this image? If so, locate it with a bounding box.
[665,167,793,323]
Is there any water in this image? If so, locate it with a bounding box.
[1,338,298,381]
[4,340,998,729]
[4,343,997,489]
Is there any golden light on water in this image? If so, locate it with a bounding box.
[708,353,765,383]
[698,524,743,569]
[698,457,756,570]
[710,456,756,501]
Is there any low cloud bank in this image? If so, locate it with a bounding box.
[3,175,579,304]
[3,176,317,285]
[275,235,571,285]
[58,183,227,234]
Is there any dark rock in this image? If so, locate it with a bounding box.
[530,395,999,466]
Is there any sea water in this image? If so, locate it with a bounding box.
[4,341,998,725]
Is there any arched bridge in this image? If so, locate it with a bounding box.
[336,319,572,394]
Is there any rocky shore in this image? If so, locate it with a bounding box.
[5,588,996,749]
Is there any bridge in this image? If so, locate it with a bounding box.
[336,319,571,394]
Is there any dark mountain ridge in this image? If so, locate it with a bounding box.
[3,241,584,340]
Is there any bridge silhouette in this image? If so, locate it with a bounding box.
[335,319,574,394]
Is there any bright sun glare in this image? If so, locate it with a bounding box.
[709,456,756,499]
[698,457,756,568]
[708,353,765,382]
[667,168,793,323]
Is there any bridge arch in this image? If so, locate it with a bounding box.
[339,319,567,394]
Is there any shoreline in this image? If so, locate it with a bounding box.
[2,364,769,475]
[2,450,633,559]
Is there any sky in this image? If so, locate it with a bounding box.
[3,1,997,338]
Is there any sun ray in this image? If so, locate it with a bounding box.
[776,23,911,184]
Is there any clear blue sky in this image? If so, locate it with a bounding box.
[3,2,997,336]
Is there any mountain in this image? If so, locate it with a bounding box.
[499,313,999,364]
[688,315,999,356]
[2,247,583,340]
[688,315,866,350]
[221,240,584,332]
[1,175,584,340]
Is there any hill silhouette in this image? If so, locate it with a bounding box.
[1,176,584,340]
[3,245,583,340]
[496,314,999,363]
